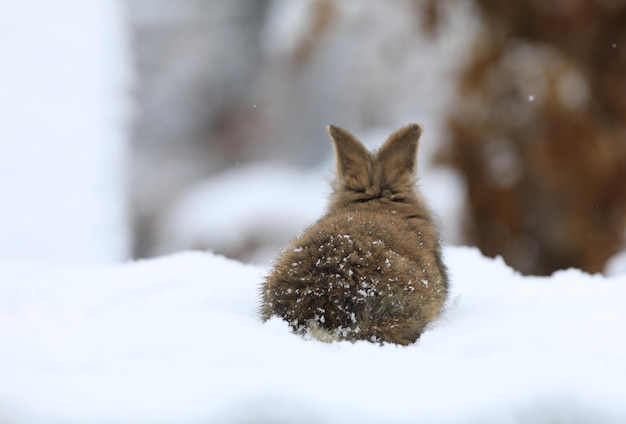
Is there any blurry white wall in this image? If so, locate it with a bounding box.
[0,0,131,264]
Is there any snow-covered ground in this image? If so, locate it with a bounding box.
[1,246,625,424]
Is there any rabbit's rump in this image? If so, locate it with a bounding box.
[262,210,447,345]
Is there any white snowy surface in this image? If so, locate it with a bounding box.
[155,162,330,263]
[606,249,626,277]
[0,0,130,264]
[1,246,625,424]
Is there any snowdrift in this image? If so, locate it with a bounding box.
[1,247,625,424]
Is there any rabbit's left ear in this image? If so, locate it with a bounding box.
[377,124,422,176]
[327,125,371,181]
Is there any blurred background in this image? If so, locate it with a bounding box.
[1,0,625,276]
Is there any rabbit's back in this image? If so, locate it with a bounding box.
[262,209,447,345]
[261,123,449,345]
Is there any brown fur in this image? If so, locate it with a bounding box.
[260,124,448,345]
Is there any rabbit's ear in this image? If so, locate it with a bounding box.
[377,124,423,176]
[327,125,371,180]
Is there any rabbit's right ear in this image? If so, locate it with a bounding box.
[327,125,371,182]
[377,124,423,176]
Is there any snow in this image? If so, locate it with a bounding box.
[1,2,625,422]
[155,162,329,263]
[0,0,130,264]
[606,249,626,276]
[1,247,625,423]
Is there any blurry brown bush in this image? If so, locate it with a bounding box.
[438,0,626,274]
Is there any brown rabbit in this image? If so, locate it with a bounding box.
[260,124,448,345]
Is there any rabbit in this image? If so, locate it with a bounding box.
[260,124,449,345]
